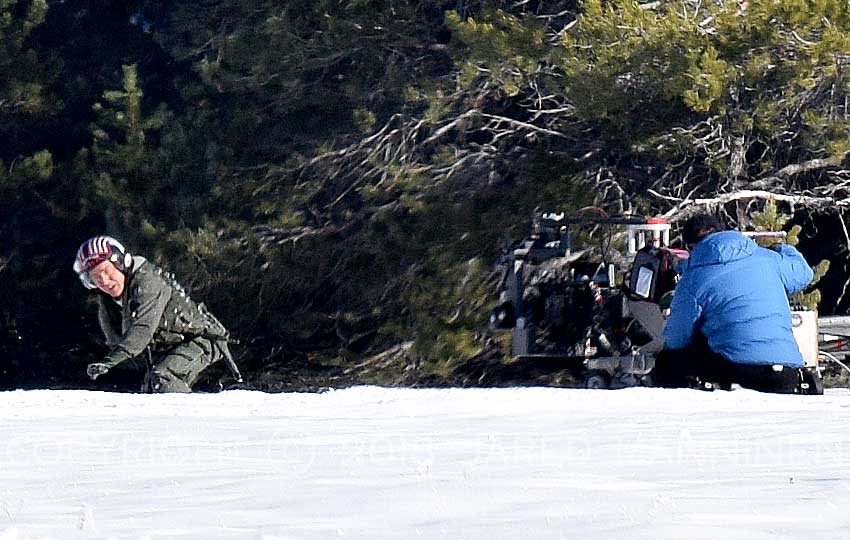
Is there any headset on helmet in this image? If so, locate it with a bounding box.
[73,236,133,289]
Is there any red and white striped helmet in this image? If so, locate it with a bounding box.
[73,236,132,289]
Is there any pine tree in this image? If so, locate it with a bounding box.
[0,0,47,117]
[750,199,830,310]
[82,63,171,244]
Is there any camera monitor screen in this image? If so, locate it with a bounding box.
[634,266,654,299]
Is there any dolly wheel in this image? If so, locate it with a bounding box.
[584,371,610,390]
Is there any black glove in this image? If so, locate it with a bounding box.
[86,363,110,380]
[659,290,675,310]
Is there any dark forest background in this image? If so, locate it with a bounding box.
[4,0,850,391]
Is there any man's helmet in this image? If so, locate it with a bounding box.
[73,236,133,289]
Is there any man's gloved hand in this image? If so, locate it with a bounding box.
[659,290,675,311]
[86,363,110,380]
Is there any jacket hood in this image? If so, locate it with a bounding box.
[689,231,755,267]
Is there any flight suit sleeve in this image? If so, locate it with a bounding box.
[102,275,172,369]
[96,296,122,347]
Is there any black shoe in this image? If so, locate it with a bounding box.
[796,368,824,395]
[687,377,715,391]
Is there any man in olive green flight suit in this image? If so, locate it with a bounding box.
[73,236,242,393]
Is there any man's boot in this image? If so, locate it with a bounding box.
[148,368,192,393]
[796,367,824,395]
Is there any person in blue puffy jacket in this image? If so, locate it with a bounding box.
[656,213,814,393]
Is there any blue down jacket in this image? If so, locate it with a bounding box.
[663,231,813,367]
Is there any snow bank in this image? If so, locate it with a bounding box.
[1,387,849,539]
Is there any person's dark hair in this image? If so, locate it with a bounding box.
[682,214,724,246]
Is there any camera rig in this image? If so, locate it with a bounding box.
[490,213,829,393]
[490,213,684,388]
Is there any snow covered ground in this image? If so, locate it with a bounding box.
[1,386,850,540]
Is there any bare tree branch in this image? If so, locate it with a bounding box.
[774,154,847,178]
[654,189,850,221]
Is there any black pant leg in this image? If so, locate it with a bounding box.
[654,341,730,388]
[730,364,800,394]
[655,331,801,393]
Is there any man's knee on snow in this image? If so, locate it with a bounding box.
[148,368,192,393]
